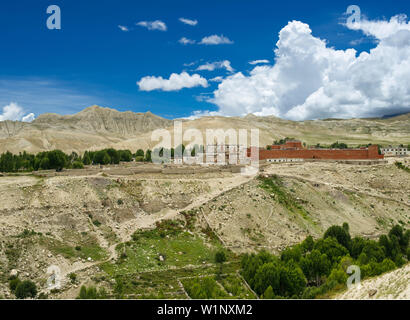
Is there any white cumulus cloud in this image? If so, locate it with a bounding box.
[137,72,208,91]
[0,102,35,122]
[136,20,167,31]
[179,18,198,26]
[346,14,410,40]
[118,25,129,32]
[179,37,196,45]
[196,60,234,73]
[22,113,35,122]
[249,59,270,65]
[209,76,224,82]
[207,17,410,120]
[199,34,233,45]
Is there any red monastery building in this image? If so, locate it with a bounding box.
[249,140,384,161]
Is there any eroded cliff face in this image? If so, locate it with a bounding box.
[0,120,27,138]
[32,105,172,137]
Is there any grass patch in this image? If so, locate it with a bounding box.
[258,175,313,223]
[395,162,410,173]
[100,219,231,275]
[218,274,257,299]
[103,233,218,275]
[41,234,108,261]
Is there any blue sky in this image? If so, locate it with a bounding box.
[1,0,410,120]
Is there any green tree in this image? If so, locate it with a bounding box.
[253,262,281,295]
[278,260,306,297]
[136,149,144,157]
[301,235,315,253]
[106,148,120,164]
[313,237,349,264]
[300,249,331,286]
[362,240,385,263]
[388,225,409,254]
[330,141,348,149]
[215,250,227,277]
[324,224,352,251]
[144,149,152,162]
[82,151,91,165]
[119,150,133,162]
[39,157,50,170]
[93,150,111,165]
[351,237,366,259]
[241,251,275,288]
[47,150,68,171]
[280,245,302,263]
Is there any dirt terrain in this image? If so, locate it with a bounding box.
[0,166,252,298]
[0,159,408,298]
[335,263,409,300]
[202,161,409,253]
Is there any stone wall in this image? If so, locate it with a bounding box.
[254,145,384,160]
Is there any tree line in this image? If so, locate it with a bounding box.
[0,144,206,173]
[241,223,409,299]
[0,148,149,173]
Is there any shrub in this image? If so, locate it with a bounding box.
[215,250,227,264]
[326,267,347,286]
[15,280,37,299]
[380,258,396,273]
[72,161,84,169]
[9,277,21,293]
[77,285,100,299]
[92,220,101,227]
[263,286,274,299]
[135,149,144,157]
[69,273,77,284]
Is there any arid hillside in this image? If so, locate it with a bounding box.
[0,106,409,154]
[0,106,172,154]
[0,160,408,298]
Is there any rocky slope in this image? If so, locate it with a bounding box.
[335,263,409,300]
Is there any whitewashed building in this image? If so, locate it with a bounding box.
[381,146,408,157]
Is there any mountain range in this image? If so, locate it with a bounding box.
[0,105,409,154]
